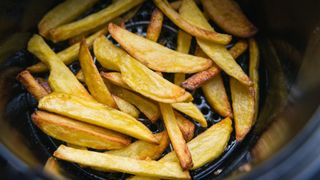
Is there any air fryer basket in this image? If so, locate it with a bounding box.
[0,0,320,179]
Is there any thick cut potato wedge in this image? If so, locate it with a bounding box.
[112,95,140,118]
[159,103,193,170]
[107,131,169,160]
[175,111,195,142]
[172,102,207,127]
[230,78,255,141]
[79,40,116,108]
[49,0,144,42]
[54,145,190,179]
[180,0,252,86]
[182,40,248,90]
[94,36,192,103]
[201,0,257,38]
[32,111,131,150]
[27,35,92,100]
[38,92,157,143]
[108,23,212,73]
[130,117,232,179]
[146,8,164,42]
[153,0,231,44]
[100,72,131,90]
[17,70,48,100]
[249,38,260,122]
[38,0,99,37]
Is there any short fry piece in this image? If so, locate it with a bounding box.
[146,8,164,42]
[180,0,252,86]
[230,78,255,141]
[94,36,192,103]
[79,40,116,108]
[17,70,48,100]
[249,38,260,122]
[54,145,190,179]
[108,23,212,73]
[27,35,92,100]
[49,0,145,42]
[32,111,131,150]
[38,92,157,143]
[172,102,207,127]
[38,0,99,37]
[159,103,193,170]
[201,0,257,38]
[153,0,231,44]
[113,95,140,118]
[175,111,195,142]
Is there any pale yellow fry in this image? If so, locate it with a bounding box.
[112,95,140,118]
[159,103,193,170]
[39,0,99,37]
[94,36,192,103]
[38,92,157,143]
[32,111,131,150]
[27,35,92,100]
[172,102,207,127]
[146,8,164,42]
[108,23,212,73]
[180,0,252,86]
[230,78,255,141]
[249,38,260,122]
[49,0,145,42]
[54,145,190,179]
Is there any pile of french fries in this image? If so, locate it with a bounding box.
[17,0,260,179]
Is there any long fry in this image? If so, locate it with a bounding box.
[159,103,193,170]
[38,92,157,143]
[146,8,164,42]
[79,40,116,108]
[249,38,260,122]
[32,111,131,150]
[38,0,99,37]
[172,102,207,127]
[153,0,231,44]
[112,95,140,118]
[49,0,145,42]
[108,23,212,73]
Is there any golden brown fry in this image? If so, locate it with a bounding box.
[159,103,193,170]
[180,0,252,86]
[16,70,48,100]
[130,117,232,179]
[49,0,145,42]
[54,145,190,179]
[79,40,116,108]
[44,157,67,180]
[100,72,131,90]
[230,78,255,141]
[249,38,259,122]
[38,0,99,37]
[201,0,257,38]
[94,36,192,103]
[172,102,207,127]
[32,111,131,150]
[112,95,140,118]
[153,0,231,44]
[27,35,92,100]
[108,23,212,73]
[146,8,164,42]
[182,40,248,90]
[175,111,195,142]
[38,92,157,143]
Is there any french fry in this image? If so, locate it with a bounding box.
[27,35,92,100]
[79,40,116,108]
[36,77,52,93]
[108,23,212,73]
[129,117,232,179]
[146,8,164,42]
[249,38,259,122]
[175,111,195,142]
[100,72,131,90]
[32,111,131,150]
[44,157,67,180]
[16,70,48,100]
[201,0,257,38]
[38,0,99,37]
[172,102,207,127]
[174,30,192,86]
[170,1,182,10]
[112,95,140,118]
[75,70,85,83]
[38,92,158,143]
[179,0,252,86]
[54,145,190,179]
[153,0,231,45]
[230,78,255,141]
[107,131,169,160]
[159,103,193,170]
[182,40,248,90]
[49,0,145,42]
[93,36,192,103]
